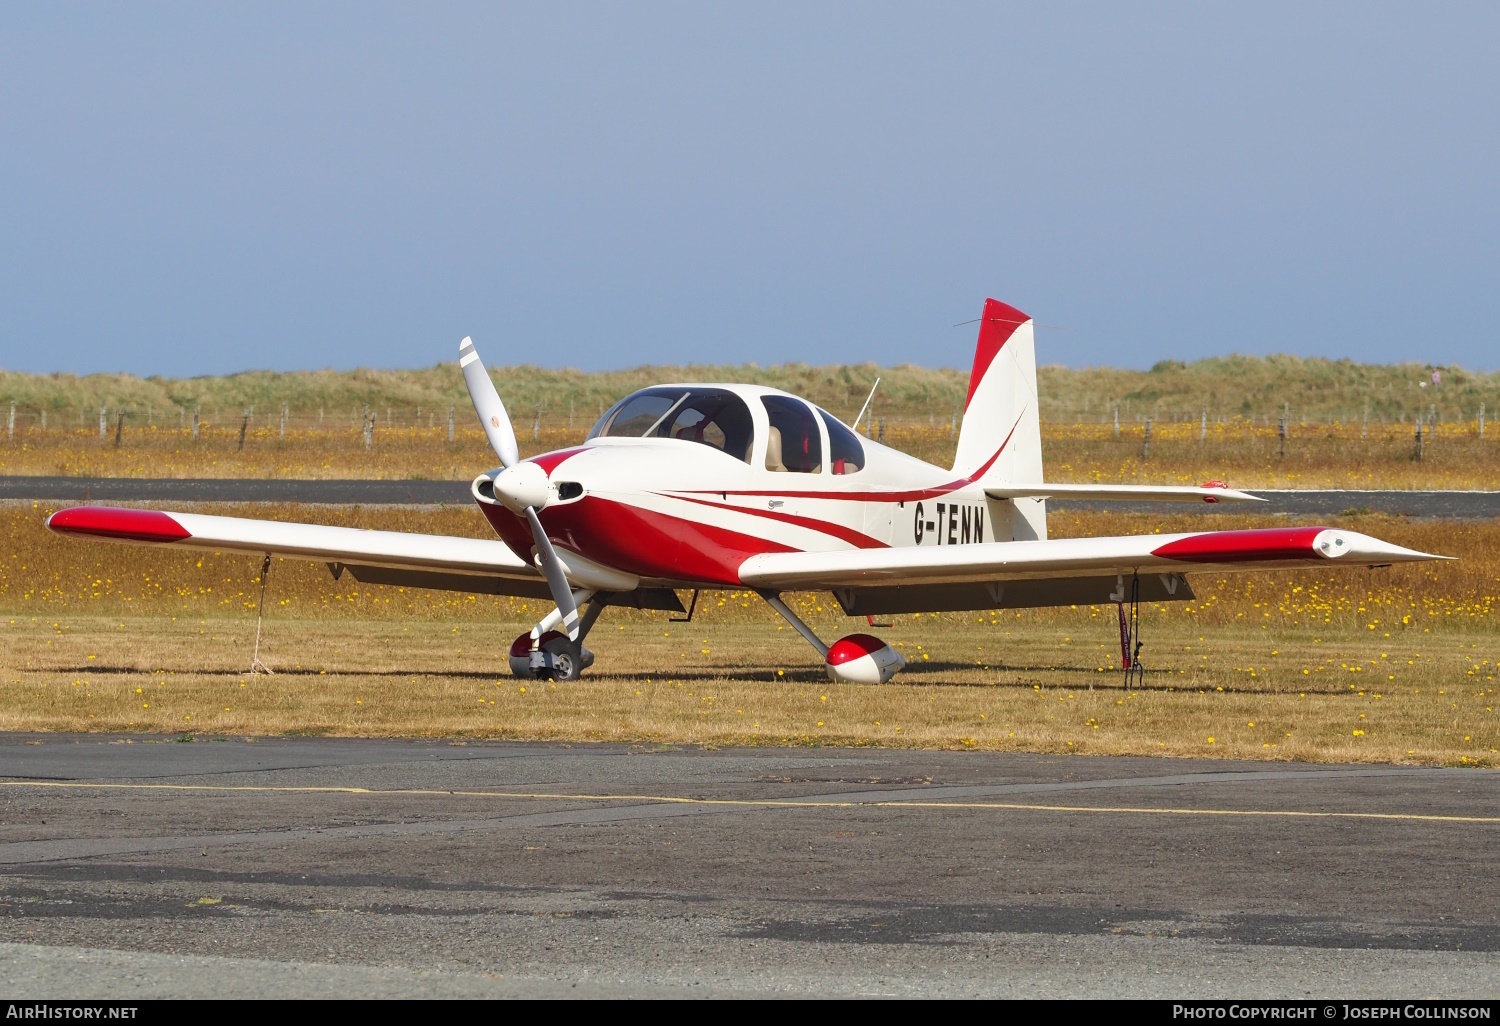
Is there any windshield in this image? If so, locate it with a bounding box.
[590,388,684,439]
[588,387,755,463]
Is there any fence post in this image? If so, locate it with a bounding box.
[192,406,200,441]
[238,409,250,451]
[879,416,886,443]
[1277,412,1287,459]
[1414,416,1424,461]
[1362,403,1369,441]
[447,406,455,443]
[99,405,107,440]
[1481,402,1487,440]
[6,403,12,441]
[280,404,287,440]
[950,404,957,439]
[114,409,125,447]
[1199,409,1206,442]
[1141,418,1152,460]
[532,409,541,442]
[363,408,374,451]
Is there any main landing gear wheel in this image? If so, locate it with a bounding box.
[508,631,595,681]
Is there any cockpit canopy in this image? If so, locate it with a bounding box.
[589,387,756,462]
[588,386,864,474]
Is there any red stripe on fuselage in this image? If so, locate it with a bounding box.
[478,494,796,586]
[529,447,587,475]
[674,410,1024,503]
[665,493,888,549]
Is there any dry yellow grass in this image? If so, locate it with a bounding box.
[2,416,1495,488]
[0,616,1494,767]
[0,502,1496,764]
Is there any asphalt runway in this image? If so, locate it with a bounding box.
[4,475,1500,517]
[1,735,1497,998]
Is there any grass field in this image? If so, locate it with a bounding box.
[2,503,1495,764]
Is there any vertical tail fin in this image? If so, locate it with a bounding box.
[954,298,1046,540]
[954,298,1043,483]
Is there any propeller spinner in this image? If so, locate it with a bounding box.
[458,336,580,640]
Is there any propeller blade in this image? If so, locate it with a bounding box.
[458,336,519,469]
[525,506,580,641]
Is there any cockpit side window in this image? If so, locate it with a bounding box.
[652,388,754,463]
[760,396,823,473]
[817,409,865,474]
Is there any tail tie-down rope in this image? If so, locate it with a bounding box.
[1116,572,1143,687]
[250,553,274,675]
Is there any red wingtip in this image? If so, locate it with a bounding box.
[46,506,191,543]
[1152,527,1326,563]
[1200,479,1229,503]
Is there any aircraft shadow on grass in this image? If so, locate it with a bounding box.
[47,662,1360,696]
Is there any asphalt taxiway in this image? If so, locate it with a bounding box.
[1,735,1496,998]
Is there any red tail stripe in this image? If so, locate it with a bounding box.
[965,298,1030,411]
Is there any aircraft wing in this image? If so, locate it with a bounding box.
[985,483,1262,502]
[45,504,552,598]
[738,526,1444,593]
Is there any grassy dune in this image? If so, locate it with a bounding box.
[2,504,1495,763]
[0,417,1495,490]
[1,352,1495,432]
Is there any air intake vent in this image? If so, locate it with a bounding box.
[556,482,583,501]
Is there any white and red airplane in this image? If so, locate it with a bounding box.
[46,299,1444,683]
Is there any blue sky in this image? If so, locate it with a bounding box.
[2,3,1496,375]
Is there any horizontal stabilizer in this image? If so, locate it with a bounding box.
[985,484,1263,503]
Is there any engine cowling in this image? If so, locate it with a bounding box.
[825,633,905,684]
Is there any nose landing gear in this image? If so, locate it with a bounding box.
[508,589,602,681]
[508,631,595,681]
